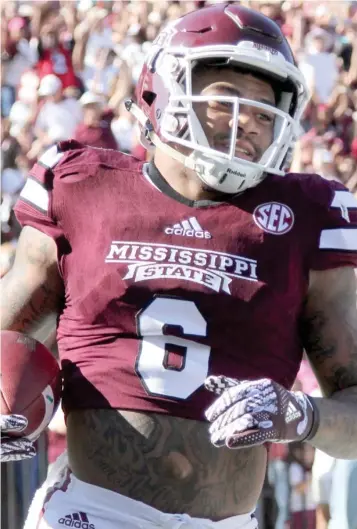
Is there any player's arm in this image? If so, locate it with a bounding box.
[1,225,64,343]
[300,266,357,459]
[1,226,64,461]
[204,268,357,456]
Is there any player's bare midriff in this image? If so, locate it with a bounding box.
[66,409,267,520]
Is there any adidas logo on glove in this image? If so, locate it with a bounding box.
[285,401,301,423]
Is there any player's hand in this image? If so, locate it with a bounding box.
[204,376,319,448]
[0,415,36,462]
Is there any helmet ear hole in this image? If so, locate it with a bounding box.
[142,91,157,107]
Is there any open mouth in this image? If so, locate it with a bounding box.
[214,139,256,161]
[235,142,255,161]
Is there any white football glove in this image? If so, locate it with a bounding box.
[1,415,36,462]
[205,376,319,448]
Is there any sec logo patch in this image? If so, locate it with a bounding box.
[253,202,294,235]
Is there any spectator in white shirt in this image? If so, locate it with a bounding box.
[29,74,82,159]
[289,443,316,529]
[299,29,339,103]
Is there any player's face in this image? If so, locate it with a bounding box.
[192,68,276,164]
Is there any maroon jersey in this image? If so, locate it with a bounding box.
[15,141,357,420]
[36,44,78,90]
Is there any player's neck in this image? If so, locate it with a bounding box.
[153,150,222,202]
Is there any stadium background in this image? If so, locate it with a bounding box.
[1,1,357,528]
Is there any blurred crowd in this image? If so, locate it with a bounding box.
[1,1,357,529]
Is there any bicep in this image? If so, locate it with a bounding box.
[300,267,357,396]
[0,226,64,337]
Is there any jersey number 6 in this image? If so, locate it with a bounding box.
[136,296,210,399]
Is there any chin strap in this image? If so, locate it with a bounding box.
[125,99,196,171]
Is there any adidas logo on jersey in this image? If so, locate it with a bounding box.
[58,512,95,528]
[285,402,301,423]
[165,217,212,239]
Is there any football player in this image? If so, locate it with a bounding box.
[1,4,357,529]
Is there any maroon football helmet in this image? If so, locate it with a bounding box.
[129,3,309,194]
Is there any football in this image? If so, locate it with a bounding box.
[1,330,62,441]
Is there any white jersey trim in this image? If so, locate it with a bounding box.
[20,178,49,212]
[38,145,64,169]
[331,190,357,209]
[319,228,357,251]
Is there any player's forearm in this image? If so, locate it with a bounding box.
[301,268,357,458]
[1,269,59,341]
[1,226,63,339]
[308,387,357,459]
[1,269,42,331]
